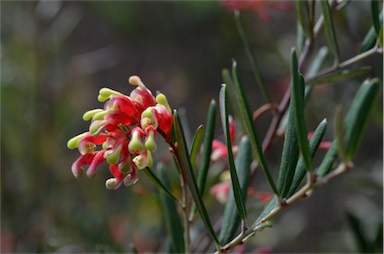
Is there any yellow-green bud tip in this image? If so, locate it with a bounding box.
[156,93,171,113]
[128,75,146,90]
[99,88,123,98]
[105,145,122,165]
[67,132,88,149]
[83,109,103,121]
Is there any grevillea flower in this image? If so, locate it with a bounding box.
[67,76,173,189]
[220,0,291,22]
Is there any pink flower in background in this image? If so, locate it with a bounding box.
[221,0,291,22]
[67,76,173,189]
[308,132,332,150]
[211,115,236,161]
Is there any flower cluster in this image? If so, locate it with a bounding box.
[67,76,173,189]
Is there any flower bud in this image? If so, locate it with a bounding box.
[92,110,110,121]
[140,107,159,129]
[105,178,122,190]
[128,128,144,153]
[89,120,108,135]
[123,172,139,187]
[83,109,103,121]
[105,144,122,165]
[144,129,157,151]
[67,132,89,149]
[132,151,153,170]
[156,93,172,114]
[99,88,124,98]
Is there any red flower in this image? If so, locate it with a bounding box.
[68,76,173,189]
[221,0,291,22]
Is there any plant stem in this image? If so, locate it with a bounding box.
[216,162,352,253]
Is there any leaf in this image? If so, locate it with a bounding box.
[346,212,370,253]
[158,163,185,253]
[296,0,312,37]
[308,66,372,85]
[287,119,328,197]
[219,84,247,220]
[142,167,178,202]
[231,61,279,195]
[320,0,340,62]
[254,196,279,225]
[360,26,377,53]
[344,78,380,160]
[379,26,383,48]
[317,78,380,176]
[276,108,299,198]
[173,110,219,244]
[197,100,217,195]
[335,106,346,161]
[234,10,273,104]
[371,0,382,35]
[219,137,252,245]
[189,124,204,169]
[291,49,312,171]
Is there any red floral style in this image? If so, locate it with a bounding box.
[67,76,173,189]
[221,0,291,22]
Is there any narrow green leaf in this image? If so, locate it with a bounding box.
[371,0,381,35]
[308,66,372,85]
[296,0,312,37]
[346,212,370,253]
[231,61,279,195]
[306,47,329,79]
[344,78,380,160]
[234,10,273,104]
[379,26,383,48]
[320,0,340,62]
[335,106,346,161]
[142,167,178,202]
[291,49,312,171]
[189,124,204,168]
[254,196,279,225]
[219,137,252,245]
[158,163,185,253]
[197,100,217,195]
[173,111,219,244]
[219,84,247,220]
[360,26,377,53]
[287,119,328,197]
[317,78,380,176]
[276,108,299,198]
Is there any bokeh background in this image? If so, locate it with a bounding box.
[1,1,382,253]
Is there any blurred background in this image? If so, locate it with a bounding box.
[1,1,382,253]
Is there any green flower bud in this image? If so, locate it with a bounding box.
[105,145,122,165]
[99,88,123,98]
[67,132,88,149]
[156,93,171,114]
[83,109,103,121]
[128,130,144,153]
[144,130,157,151]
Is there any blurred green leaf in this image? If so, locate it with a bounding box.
[346,212,371,253]
[379,26,383,48]
[234,10,273,104]
[335,106,346,161]
[158,163,185,253]
[197,100,217,196]
[291,49,312,171]
[360,26,377,53]
[189,124,204,168]
[230,61,279,195]
[320,0,340,62]
[173,110,219,244]
[219,137,252,245]
[143,167,178,202]
[287,119,328,197]
[308,66,372,85]
[344,78,380,160]
[219,84,247,221]
[276,108,299,198]
[254,196,278,225]
[317,78,380,176]
[296,0,312,37]
[371,0,382,35]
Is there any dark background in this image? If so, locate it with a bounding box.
[1,1,382,253]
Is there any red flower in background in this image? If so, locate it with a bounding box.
[67,76,173,189]
[221,0,291,22]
